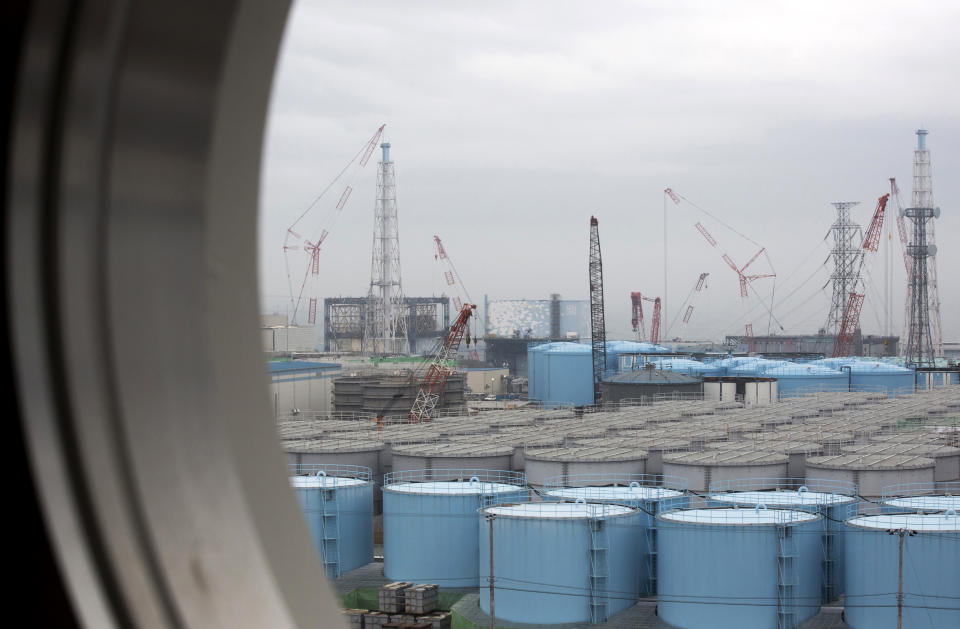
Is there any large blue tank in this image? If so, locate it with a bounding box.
[657,506,823,629]
[382,469,525,587]
[831,360,915,397]
[763,363,847,397]
[527,341,567,401]
[843,510,960,628]
[707,478,858,602]
[289,464,374,578]
[542,474,689,595]
[881,481,960,513]
[479,497,643,624]
[647,357,723,378]
[915,368,960,389]
[604,340,670,373]
[534,342,593,407]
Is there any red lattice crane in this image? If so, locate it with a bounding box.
[832,193,889,357]
[433,235,478,360]
[408,303,476,423]
[630,292,661,344]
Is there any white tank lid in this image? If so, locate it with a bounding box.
[483,502,635,519]
[547,486,683,501]
[660,508,820,525]
[384,481,524,495]
[289,476,367,488]
[883,495,960,511]
[709,489,856,506]
[847,512,959,531]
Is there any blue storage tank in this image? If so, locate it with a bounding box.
[763,363,847,397]
[707,478,858,602]
[604,340,670,372]
[915,368,960,389]
[844,361,915,397]
[882,481,960,513]
[382,469,525,587]
[479,497,643,624]
[535,342,593,407]
[843,510,960,628]
[657,506,823,629]
[542,474,689,595]
[527,341,568,401]
[647,357,723,378]
[289,464,374,578]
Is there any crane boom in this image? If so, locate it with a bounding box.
[589,217,606,406]
[649,298,661,345]
[833,292,865,357]
[408,303,476,423]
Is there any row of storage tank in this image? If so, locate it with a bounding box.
[526,341,956,406]
[292,465,959,628]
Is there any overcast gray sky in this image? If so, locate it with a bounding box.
[259,0,959,343]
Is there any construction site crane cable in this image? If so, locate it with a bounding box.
[665,189,778,336]
[664,273,708,338]
[282,124,385,325]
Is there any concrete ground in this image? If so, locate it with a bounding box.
[332,563,850,628]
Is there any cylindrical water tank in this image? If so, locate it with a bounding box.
[806,454,935,498]
[389,443,514,475]
[843,509,960,628]
[479,498,643,624]
[661,450,789,492]
[707,478,858,602]
[523,446,647,486]
[382,469,525,587]
[881,480,960,513]
[289,464,374,578]
[543,474,689,595]
[657,507,824,629]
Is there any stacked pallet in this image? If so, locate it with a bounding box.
[404,584,439,615]
[348,611,451,629]
[377,582,412,614]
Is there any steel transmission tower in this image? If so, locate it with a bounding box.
[824,202,862,335]
[903,129,941,366]
[364,142,409,355]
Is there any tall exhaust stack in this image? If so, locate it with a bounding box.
[365,142,409,355]
[903,129,941,366]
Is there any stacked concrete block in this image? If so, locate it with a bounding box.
[378,582,412,614]
[416,612,452,629]
[362,612,389,629]
[404,584,439,615]
[342,609,365,629]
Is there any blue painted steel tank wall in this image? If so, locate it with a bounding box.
[382,470,526,587]
[541,474,690,595]
[843,510,960,628]
[706,478,859,602]
[479,500,643,624]
[657,508,824,629]
[647,357,722,378]
[813,359,915,397]
[763,364,847,397]
[534,343,593,407]
[604,340,670,373]
[290,465,374,578]
[916,369,960,389]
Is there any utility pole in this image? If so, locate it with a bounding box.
[889,527,916,629]
[487,514,496,629]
